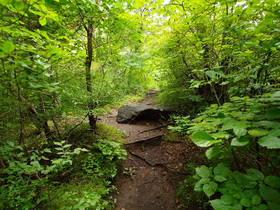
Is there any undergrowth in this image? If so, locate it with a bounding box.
[0,122,127,209]
[171,90,280,209]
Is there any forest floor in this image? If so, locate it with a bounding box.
[99,91,204,210]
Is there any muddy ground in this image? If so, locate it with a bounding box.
[99,91,204,210]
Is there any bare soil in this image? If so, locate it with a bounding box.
[99,91,204,210]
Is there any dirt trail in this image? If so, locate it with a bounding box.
[99,91,189,209]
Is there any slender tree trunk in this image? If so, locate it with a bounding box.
[85,23,96,130]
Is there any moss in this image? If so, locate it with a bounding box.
[96,123,126,144]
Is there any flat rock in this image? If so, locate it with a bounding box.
[117,105,174,123]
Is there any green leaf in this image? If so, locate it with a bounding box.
[206,146,221,159]
[214,175,227,182]
[231,136,251,146]
[267,202,280,210]
[252,205,269,210]
[211,132,230,139]
[240,198,252,207]
[214,164,230,176]
[253,121,280,129]
[194,182,203,191]
[247,169,264,181]
[258,136,280,149]
[233,121,249,137]
[210,199,235,210]
[220,195,235,205]
[63,144,72,148]
[217,113,226,118]
[190,130,221,147]
[222,118,238,130]
[0,0,9,6]
[15,1,24,10]
[62,112,66,118]
[1,41,15,53]
[264,176,280,188]
[248,129,269,137]
[265,108,280,120]
[269,129,280,137]
[203,181,218,197]
[252,194,262,206]
[243,190,254,199]
[260,184,280,202]
[39,17,47,26]
[196,165,211,178]
[199,177,211,184]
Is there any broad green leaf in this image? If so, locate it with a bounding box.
[222,118,238,130]
[265,108,280,120]
[214,175,227,182]
[15,1,24,10]
[264,176,280,188]
[0,0,9,6]
[240,198,252,207]
[252,205,269,210]
[233,121,249,137]
[196,165,211,178]
[269,129,280,137]
[243,190,254,199]
[39,17,47,26]
[217,113,226,118]
[252,194,262,206]
[210,199,235,210]
[260,184,280,202]
[194,182,203,191]
[62,112,66,118]
[206,146,221,159]
[220,195,235,205]
[231,136,251,146]
[258,136,280,149]
[190,130,220,147]
[242,174,258,188]
[247,169,264,181]
[212,132,230,139]
[248,129,269,137]
[203,181,218,197]
[214,164,230,176]
[1,41,15,53]
[267,202,280,210]
[253,121,280,129]
[199,177,211,184]
[63,144,72,148]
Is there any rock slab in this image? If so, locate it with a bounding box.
[117,105,174,123]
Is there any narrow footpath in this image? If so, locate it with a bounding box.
[99,91,190,209]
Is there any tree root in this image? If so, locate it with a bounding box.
[124,135,164,145]
[127,149,186,174]
[137,124,169,135]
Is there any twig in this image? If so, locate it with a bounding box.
[65,114,88,140]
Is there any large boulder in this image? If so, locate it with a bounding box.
[117,105,174,123]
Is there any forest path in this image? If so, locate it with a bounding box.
[99,91,190,209]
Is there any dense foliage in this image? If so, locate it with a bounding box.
[160,0,280,209]
[1,0,279,209]
[0,0,154,208]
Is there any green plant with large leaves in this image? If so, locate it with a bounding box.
[170,90,280,209]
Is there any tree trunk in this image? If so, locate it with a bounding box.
[85,23,97,130]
